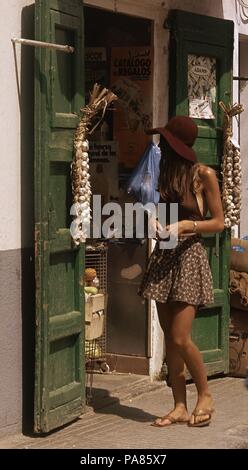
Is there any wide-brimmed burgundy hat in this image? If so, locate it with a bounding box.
[146,115,198,162]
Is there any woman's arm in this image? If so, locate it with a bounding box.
[166,166,225,237]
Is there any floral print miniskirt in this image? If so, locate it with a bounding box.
[139,235,214,306]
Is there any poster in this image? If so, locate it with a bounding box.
[188,55,216,120]
[85,47,107,101]
[89,141,119,205]
[111,47,153,168]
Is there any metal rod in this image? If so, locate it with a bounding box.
[11,37,74,54]
[233,76,248,81]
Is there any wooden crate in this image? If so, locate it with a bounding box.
[85,293,105,322]
[85,312,105,340]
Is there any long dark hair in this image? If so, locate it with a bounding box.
[158,138,196,202]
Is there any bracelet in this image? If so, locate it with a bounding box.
[193,221,198,233]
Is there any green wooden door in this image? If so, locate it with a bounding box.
[35,0,85,433]
[167,10,233,375]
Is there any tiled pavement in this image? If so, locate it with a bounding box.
[0,375,247,449]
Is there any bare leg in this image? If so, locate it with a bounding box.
[154,302,189,426]
[169,302,214,425]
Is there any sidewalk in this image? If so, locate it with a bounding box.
[0,375,248,449]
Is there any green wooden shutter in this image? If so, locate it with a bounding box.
[167,10,233,375]
[34,0,85,433]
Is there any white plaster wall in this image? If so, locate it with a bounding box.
[148,21,169,379]
[0,0,34,251]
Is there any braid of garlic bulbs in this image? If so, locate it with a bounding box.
[219,101,243,228]
[70,84,117,245]
[70,138,91,245]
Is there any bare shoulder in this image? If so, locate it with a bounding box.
[198,165,217,188]
[198,165,216,179]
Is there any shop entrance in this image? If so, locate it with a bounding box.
[84,6,153,374]
[34,1,233,434]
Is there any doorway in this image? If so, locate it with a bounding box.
[84,6,153,375]
[33,1,232,434]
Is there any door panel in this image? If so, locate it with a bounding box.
[35,0,85,433]
[50,10,82,127]
[167,10,233,374]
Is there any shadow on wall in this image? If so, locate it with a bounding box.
[21,4,35,435]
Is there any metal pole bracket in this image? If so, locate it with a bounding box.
[11,37,74,54]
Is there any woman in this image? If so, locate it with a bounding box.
[139,116,224,427]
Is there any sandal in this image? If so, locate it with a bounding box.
[188,408,214,427]
[151,414,189,427]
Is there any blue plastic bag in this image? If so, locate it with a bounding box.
[232,245,246,253]
[126,142,161,205]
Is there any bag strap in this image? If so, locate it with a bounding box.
[195,190,204,218]
[193,164,204,218]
